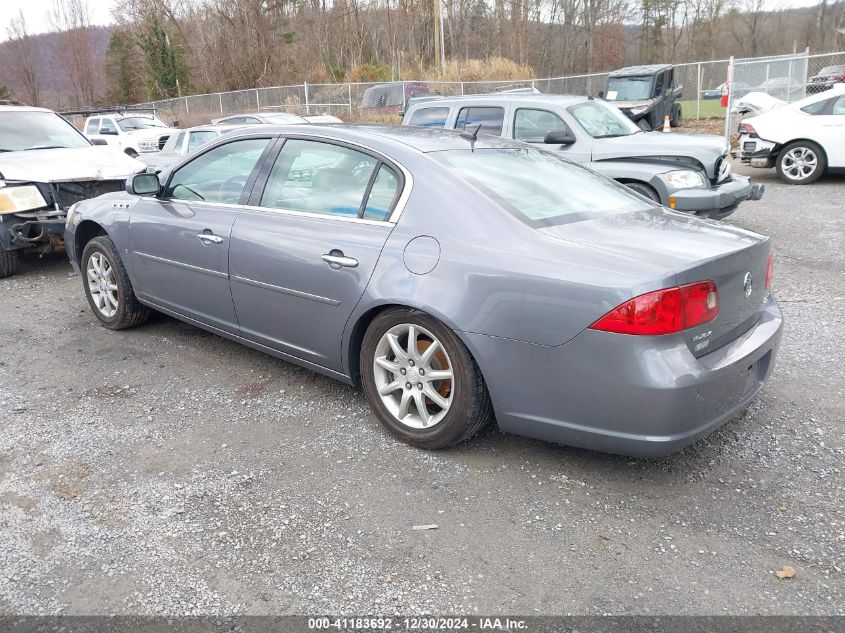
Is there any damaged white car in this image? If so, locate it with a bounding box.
[0,105,145,278]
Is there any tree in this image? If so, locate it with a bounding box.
[3,10,41,106]
[138,16,187,99]
[105,30,143,104]
[49,0,99,106]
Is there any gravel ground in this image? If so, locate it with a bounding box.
[0,162,843,616]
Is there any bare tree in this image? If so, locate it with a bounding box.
[3,11,41,106]
[49,0,99,106]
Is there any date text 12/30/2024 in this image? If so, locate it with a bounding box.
[308,617,527,630]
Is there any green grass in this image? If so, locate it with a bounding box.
[680,99,727,119]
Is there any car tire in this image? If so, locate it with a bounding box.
[776,141,826,185]
[360,308,493,449]
[81,236,150,330]
[671,104,682,128]
[0,247,19,279]
[623,181,661,203]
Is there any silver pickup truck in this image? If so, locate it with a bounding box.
[401,94,764,218]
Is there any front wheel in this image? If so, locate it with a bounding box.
[360,308,493,449]
[0,247,19,279]
[81,236,150,329]
[623,181,661,203]
[776,141,826,184]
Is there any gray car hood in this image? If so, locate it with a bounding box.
[0,146,145,183]
[592,131,728,174]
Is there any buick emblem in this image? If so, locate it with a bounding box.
[743,272,753,298]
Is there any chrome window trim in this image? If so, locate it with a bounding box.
[167,131,414,226]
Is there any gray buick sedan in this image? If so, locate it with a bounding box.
[65,125,782,457]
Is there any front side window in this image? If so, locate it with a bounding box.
[85,118,100,134]
[166,138,270,204]
[568,101,640,138]
[514,109,570,143]
[434,148,650,226]
[408,107,450,128]
[260,139,390,219]
[455,107,504,136]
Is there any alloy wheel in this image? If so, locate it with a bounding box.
[372,323,454,429]
[86,252,119,318]
[781,146,818,182]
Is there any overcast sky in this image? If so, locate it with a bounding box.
[0,0,823,42]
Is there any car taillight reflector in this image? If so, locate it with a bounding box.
[738,123,757,136]
[589,281,719,336]
[765,252,774,289]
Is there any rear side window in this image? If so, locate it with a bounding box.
[834,96,845,115]
[260,139,380,218]
[408,107,450,128]
[86,118,100,134]
[100,119,118,134]
[188,131,217,152]
[455,107,504,136]
[801,99,829,115]
[363,165,401,221]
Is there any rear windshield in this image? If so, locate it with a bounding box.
[434,148,651,226]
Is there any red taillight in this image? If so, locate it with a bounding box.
[765,252,774,289]
[739,123,757,136]
[590,281,719,336]
[681,280,719,328]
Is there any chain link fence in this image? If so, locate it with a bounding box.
[141,50,845,128]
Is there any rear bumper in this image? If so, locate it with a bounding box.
[462,295,783,457]
[667,174,762,219]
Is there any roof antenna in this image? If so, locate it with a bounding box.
[459,123,482,151]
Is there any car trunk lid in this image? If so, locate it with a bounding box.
[539,208,771,355]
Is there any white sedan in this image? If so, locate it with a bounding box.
[738,84,845,184]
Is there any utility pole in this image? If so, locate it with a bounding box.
[433,0,442,75]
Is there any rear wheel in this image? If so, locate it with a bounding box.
[623,181,661,203]
[776,141,826,185]
[0,247,19,279]
[360,308,493,449]
[671,104,682,128]
[81,236,150,329]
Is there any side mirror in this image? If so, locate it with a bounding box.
[90,138,108,146]
[126,172,160,196]
[544,129,576,145]
[171,120,179,127]
[598,90,605,99]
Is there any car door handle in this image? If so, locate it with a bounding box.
[197,233,224,245]
[321,253,359,268]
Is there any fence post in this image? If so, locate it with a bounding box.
[255,89,260,112]
[348,83,353,116]
[184,96,190,116]
[460,81,465,95]
[219,93,223,115]
[402,81,407,112]
[304,82,310,115]
[696,62,701,120]
[723,56,734,144]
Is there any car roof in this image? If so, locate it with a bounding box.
[0,105,54,113]
[184,124,243,132]
[406,93,589,109]
[221,123,525,154]
[607,64,673,78]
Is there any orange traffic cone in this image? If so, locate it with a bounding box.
[663,114,671,132]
